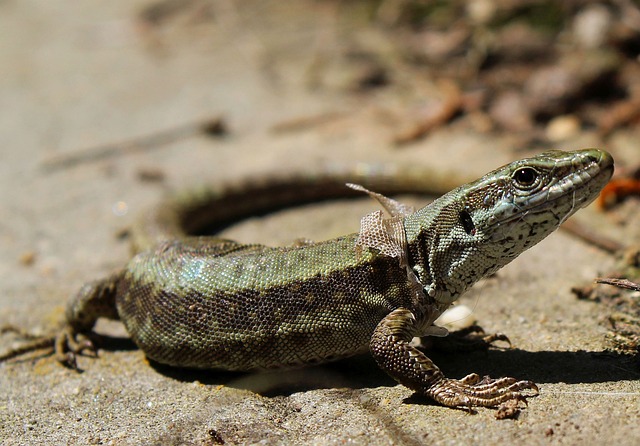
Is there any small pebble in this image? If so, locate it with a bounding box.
[436,304,475,330]
[546,115,581,141]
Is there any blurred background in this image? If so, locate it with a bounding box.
[7,0,640,169]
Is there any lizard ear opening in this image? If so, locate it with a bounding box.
[459,209,476,236]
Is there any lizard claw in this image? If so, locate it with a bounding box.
[478,332,511,347]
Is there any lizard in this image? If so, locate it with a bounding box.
[0,149,614,409]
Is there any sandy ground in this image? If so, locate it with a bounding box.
[1,2,639,445]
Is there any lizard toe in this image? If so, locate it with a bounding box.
[428,375,538,408]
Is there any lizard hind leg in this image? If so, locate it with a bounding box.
[54,271,123,368]
[1,271,122,369]
[370,308,538,409]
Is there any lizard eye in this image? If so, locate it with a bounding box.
[513,167,539,188]
[459,209,476,236]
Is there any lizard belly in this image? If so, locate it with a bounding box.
[115,238,410,370]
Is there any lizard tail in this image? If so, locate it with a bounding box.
[129,164,468,253]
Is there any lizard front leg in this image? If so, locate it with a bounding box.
[370,308,538,408]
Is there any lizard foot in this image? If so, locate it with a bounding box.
[54,326,96,369]
[0,325,95,370]
[427,373,538,409]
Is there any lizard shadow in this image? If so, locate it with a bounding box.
[145,347,638,398]
[427,348,639,385]
[147,353,389,396]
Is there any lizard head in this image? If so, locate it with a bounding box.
[405,148,614,305]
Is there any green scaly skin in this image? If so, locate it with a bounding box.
[1,149,614,409]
